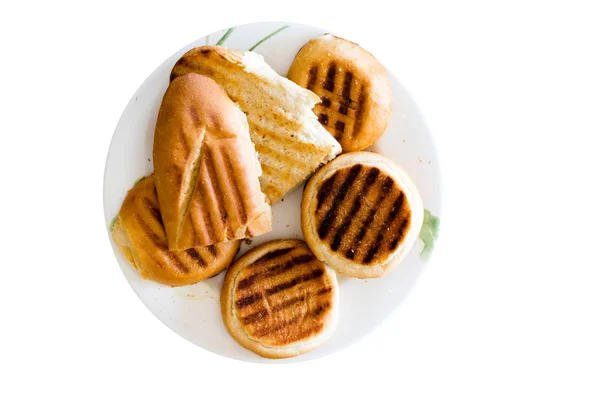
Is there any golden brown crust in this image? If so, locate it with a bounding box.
[301,152,423,278]
[170,46,341,204]
[112,175,241,286]
[153,73,271,250]
[221,239,339,358]
[287,34,393,152]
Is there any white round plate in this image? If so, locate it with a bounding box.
[103,21,441,363]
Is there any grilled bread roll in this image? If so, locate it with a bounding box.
[287,34,393,153]
[301,152,423,278]
[153,73,271,250]
[111,175,241,286]
[221,239,339,359]
[170,46,342,204]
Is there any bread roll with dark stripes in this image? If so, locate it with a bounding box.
[288,34,393,153]
[112,175,240,286]
[153,73,271,250]
[301,152,423,278]
[221,239,339,359]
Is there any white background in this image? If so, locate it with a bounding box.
[1,1,599,399]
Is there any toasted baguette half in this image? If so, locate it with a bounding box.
[301,152,423,278]
[170,46,342,204]
[112,175,241,286]
[153,73,271,250]
[221,239,339,359]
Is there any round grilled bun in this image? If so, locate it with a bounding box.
[287,34,393,152]
[301,152,423,278]
[112,175,241,286]
[221,239,339,359]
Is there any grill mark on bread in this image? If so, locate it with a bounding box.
[136,215,167,251]
[168,253,189,273]
[241,286,334,326]
[310,302,331,317]
[345,209,375,260]
[318,113,329,125]
[207,244,217,257]
[385,192,405,225]
[241,309,269,325]
[239,254,312,290]
[317,286,333,295]
[265,268,325,296]
[316,171,338,211]
[389,218,410,251]
[271,295,307,313]
[307,66,318,90]
[381,176,394,193]
[252,302,331,338]
[334,120,345,136]
[354,176,394,247]
[323,63,337,91]
[222,151,248,225]
[132,220,167,270]
[316,91,358,110]
[343,175,392,260]
[236,292,263,309]
[338,104,348,116]
[339,72,353,117]
[362,192,406,264]
[318,164,362,239]
[313,105,357,130]
[253,315,302,338]
[255,247,294,263]
[188,190,211,246]
[185,248,205,267]
[249,120,313,152]
[341,72,353,100]
[143,197,163,225]
[352,89,367,138]
[237,254,315,290]
[362,233,383,264]
[242,295,304,325]
[329,168,380,251]
[251,141,307,173]
[202,147,225,241]
[330,194,360,251]
[188,217,200,247]
[176,133,205,247]
[365,168,381,186]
